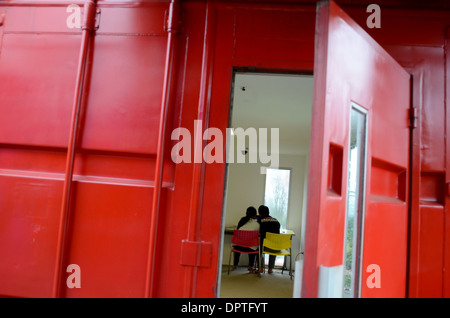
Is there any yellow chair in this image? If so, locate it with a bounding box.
[262,232,293,279]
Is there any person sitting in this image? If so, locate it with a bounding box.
[258,205,280,274]
[232,206,260,273]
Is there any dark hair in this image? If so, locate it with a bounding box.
[246,206,257,218]
[237,206,257,229]
[258,205,270,217]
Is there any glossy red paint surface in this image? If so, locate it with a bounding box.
[0,0,449,298]
[445,27,450,299]
[377,37,448,298]
[303,1,410,297]
[0,1,170,298]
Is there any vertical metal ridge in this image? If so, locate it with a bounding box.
[145,0,180,298]
[52,0,97,298]
[182,0,217,298]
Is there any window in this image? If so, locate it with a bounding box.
[343,104,368,298]
[263,168,291,229]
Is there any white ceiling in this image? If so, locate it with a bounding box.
[230,72,314,155]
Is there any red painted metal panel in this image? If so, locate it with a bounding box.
[63,182,154,297]
[415,205,444,297]
[80,35,166,154]
[95,6,166,35]
[303,0,410,297]
[140,0,210,297]
[0,33,80,147]
[444,26,450,299]
[0,0,171,298]
[363,203,408,295]
[0,4,79,298]
[0,0,449,298]
[383,45,447,298]
[0,176,62,297]
[5,6,80,33]
[337,6,449,298]
[346,8,450,47]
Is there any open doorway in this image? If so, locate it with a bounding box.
[218,71,313,298]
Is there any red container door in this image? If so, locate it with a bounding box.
[302,1,411,297]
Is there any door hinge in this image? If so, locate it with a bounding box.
[409,107,418,128]
[180,240,212,268]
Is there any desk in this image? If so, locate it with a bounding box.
[224,226,236,235]
[280,229,295,236]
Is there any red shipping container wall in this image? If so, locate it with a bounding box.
[0,0,449,298]
[0,0,172,298]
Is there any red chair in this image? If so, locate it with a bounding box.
[227,230,261,277]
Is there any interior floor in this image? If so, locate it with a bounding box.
[219,265,294,298]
